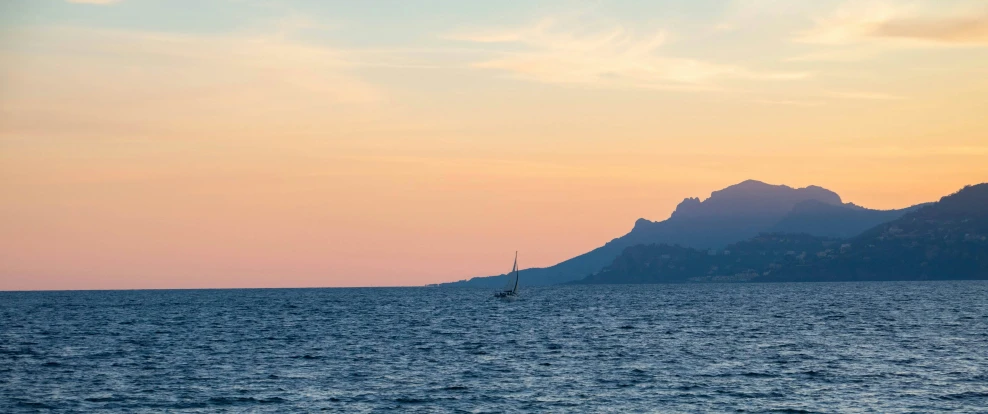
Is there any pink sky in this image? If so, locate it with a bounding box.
[2,0,988,290]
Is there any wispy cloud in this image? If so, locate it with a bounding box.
[873,14,988,44]
[797,1,988,46]
[834,145,988,158]
[784,47,881,62]
[824,90,905,101]
[753,99,825,106]
[447,17,809,91]
[0,25,385,138]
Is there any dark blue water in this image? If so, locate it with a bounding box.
[2,282,988,413]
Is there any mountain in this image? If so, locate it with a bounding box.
[575,233,841,284]
[769,199,926,238]
[439,179,917,287]
[764,183,988,281]
[669,179,842,219]
[575,183,988,284]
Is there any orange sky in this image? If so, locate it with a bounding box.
[1,0,987,290]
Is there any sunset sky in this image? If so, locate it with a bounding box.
[2,0,987,290]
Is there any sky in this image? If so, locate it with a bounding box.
[1,0,987,290]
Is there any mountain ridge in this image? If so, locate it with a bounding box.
[437,179,924,287]
[769,199,927,238]
[574,183,988,284]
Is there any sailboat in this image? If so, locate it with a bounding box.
[494,251,520,300]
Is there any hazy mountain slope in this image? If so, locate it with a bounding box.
[574,183,988,284]
[769,199,925,238]
[439,180,885,287]
[765,183,988,282]
[574,233,839,284]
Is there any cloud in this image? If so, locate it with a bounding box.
[834,145,988,158]
[753,99,825,106]
[66,0,121,4]
[824,90,905,101]
[784,47,880,62]
[0,26,385,138]
[751,90,903,106]
[448,18,808,91]
[872,15,988,44]
[797,1,988,46]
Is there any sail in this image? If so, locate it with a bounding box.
[502,252,518,292]
[512,252,519,294]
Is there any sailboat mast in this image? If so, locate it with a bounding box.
[512,251,519,293]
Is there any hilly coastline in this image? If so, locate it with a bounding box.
[439,180,923,287]
[576,184,988,284]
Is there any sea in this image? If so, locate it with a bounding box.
[2,281,987,413]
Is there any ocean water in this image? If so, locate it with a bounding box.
[2,282,988,413]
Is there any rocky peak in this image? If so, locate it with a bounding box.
[670,180,843,219]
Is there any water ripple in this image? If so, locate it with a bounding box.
[1,281,987,412]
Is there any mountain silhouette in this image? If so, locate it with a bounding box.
[670,179,842,219]
[439,179,919,287]
[766,182,988,281]
[624,180,844,250]
[575,183,988,284]
[769,199,927,238]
